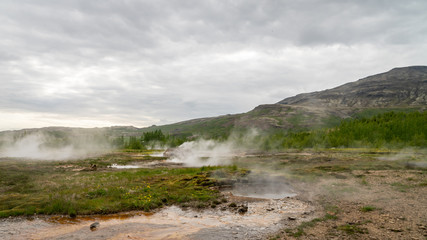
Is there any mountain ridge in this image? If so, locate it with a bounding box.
[278,66,427,108]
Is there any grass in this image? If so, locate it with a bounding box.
[390,182,411,192]
[360,205,376,212]
[0,152,242,218]
[337,223,369,234]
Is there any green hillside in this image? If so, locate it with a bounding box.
[262,111,427,150]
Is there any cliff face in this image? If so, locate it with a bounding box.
[278,66,427,108]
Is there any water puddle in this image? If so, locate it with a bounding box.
[149,151,166,157]
[109,160,183,169]
[0,197,311,240]
[231,190,297,199]
[110,164,141,169]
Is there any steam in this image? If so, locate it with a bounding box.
[231,172,297,199]
[168,129,260,167]
[0,131,112,160]
[169,139,234,167]
[377,148,427,168]
[376,149,414,161]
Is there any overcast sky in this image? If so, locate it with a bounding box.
[1,0,426,131]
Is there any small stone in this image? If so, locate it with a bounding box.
[90,222,100,231]
[238,205,248,214]
[288,216,297,220]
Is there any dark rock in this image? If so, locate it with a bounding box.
[228,202,237,208]
[238,206,248,214]
[90,164,97,171]
[90,222,100,231]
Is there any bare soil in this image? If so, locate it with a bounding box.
[275,168,427,240]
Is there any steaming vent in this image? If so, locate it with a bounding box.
[224,174,297,199]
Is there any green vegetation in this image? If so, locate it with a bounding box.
[360,205,376,212]
[337,223,369,234]
[113,130,187,150]
[0,153,242,218]
[353,107,421,119]
[257,111,427,150]
[140,114,240,140]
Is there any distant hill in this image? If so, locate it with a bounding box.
[1,66,426,139]
[143,66,427,135]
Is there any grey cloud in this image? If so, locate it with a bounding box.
[0,0,426,130]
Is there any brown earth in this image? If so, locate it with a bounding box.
[272,168,427,240]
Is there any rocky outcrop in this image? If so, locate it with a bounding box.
[278,66,427,108]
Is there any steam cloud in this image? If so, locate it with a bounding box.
[168,129,260,167]
[169,139,235,167]
[0,131,112,160]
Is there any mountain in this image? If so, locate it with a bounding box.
[278,66,427,107]
[1,66,426,139]
[144,66,427,135]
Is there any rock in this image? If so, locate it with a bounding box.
[288,216,297,220]
[238,206,248,214]
[90,222,100,231]
[90,164,97,171]
[228,202,237,208]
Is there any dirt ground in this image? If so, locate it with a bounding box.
[273,168,427,240]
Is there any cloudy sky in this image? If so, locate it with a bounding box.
[1,0,426,131]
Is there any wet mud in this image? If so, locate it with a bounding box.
[0,196,312,240]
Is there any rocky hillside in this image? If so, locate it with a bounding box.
[278,66,427,108]
[150,66,427,134]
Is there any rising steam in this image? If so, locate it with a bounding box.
[168,129,260,167]
[0,130,112,160]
